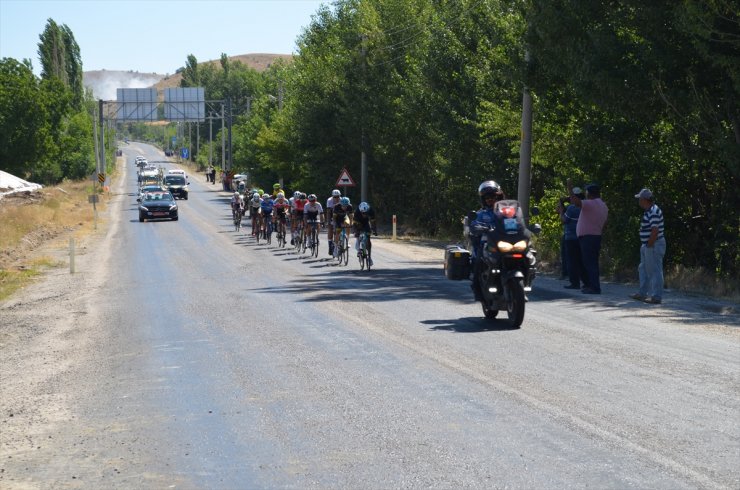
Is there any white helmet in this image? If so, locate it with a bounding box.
[262,193,270,199]
[331,189,341,197]
[234,192,239,197]
[252,194,260,203]
[359,202,370,213]
[293,191,301,199]
[277,192,285,199]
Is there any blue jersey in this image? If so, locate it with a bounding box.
[260,198,274,215]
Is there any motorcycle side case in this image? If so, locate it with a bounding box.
[444,245,471,280]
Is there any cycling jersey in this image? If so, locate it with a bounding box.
[304,202,324,220]
[260,197,274,216]
[333,204,353,226]
[273,198,290,216]
[326,196,341,219]
[295,198,307,212]
[353,207,376,233]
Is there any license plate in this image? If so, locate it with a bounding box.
[152,212,168,216]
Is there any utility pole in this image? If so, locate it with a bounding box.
[517,50,533,221]
[360,34,368,204]
[227,97,233,172]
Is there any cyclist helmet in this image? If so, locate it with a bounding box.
[331,189,341,197]
[273,183,281,189]
[233,191,240,197]
[358,202,370,213]
[300,192,307,200]
[340,197,350,206]
[277,192,285,199]
[478,180,504,206]
[262,193,270,199]
[307,194,317,202]
[293,191,301,199]
[252,194,260,203]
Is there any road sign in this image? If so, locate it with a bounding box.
[181,148,189,159]
[171,136,177,145]
[336,167,356,187]
[98,173,105,183]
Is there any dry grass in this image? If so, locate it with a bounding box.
[665,264,740,303]
[0,180,107,300]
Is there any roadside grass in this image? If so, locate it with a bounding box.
[0,179,107,301]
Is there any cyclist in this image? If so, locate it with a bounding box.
[273,192,291,238]
[303,194,324,247]
[249,192,262,236]
[332,197,354,258]
[230,191,244,220]
[260,193,274,238]
[292,192,307,245]
[353,201,377,266]
[325,189,342,256]
[271,183,285,199]
[290,191,301,243]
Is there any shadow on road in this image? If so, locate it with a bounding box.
[422,317,521,332]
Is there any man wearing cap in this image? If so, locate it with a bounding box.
[560,187,586,289]
[570,184,608,294]
[631,189,666,304]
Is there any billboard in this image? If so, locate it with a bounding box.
[116,88,157,121]
[164,87,205,122]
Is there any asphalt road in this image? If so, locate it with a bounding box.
[1,143,738,489]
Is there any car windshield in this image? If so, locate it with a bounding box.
[144,193,172,202]
[165,176,186,185]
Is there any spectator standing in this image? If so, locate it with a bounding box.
[630,188,666,304]
[570,184,608,294]
[560,187,586,289]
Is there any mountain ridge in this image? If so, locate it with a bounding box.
[83,53,292,100]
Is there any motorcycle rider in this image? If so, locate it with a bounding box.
[469,180,506,301]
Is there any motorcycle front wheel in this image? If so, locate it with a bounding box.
[506,279,526,328]
[482,302,498,319]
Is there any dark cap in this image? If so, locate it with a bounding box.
[585,184,600,194]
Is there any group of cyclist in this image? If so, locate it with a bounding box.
[231,184,377,266]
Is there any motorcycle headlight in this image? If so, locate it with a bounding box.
[512,240,528,252]
[497,240,528,253]
[497,241,513,253]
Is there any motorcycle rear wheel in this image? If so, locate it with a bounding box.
[506,279,526,328]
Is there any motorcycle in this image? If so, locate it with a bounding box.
[446,200,539,328]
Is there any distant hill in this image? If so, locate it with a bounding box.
[84,53,293,100]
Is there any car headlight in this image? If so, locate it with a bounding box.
[139,206,148,211]
[169,204,178,210]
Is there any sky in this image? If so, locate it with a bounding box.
[0,0,328,76]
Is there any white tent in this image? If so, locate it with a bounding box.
[0,170,43,199]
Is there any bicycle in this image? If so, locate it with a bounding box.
[294,220,305,253]
[276,215,287,247]
[262,213,273,245]
[305,219,320,258]
[255,212,263,244]
[233,207,242,232]
[358,231,372,270]
[251,207,261,239]
[336,224,349,266]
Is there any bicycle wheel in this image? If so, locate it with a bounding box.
[256,218,261,244]
[266,220,272,245]
[312,227,320,258]
[341,232,349,266]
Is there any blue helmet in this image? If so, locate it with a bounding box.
[340,197,350,206]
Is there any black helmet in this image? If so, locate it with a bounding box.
[478,180,503,205]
